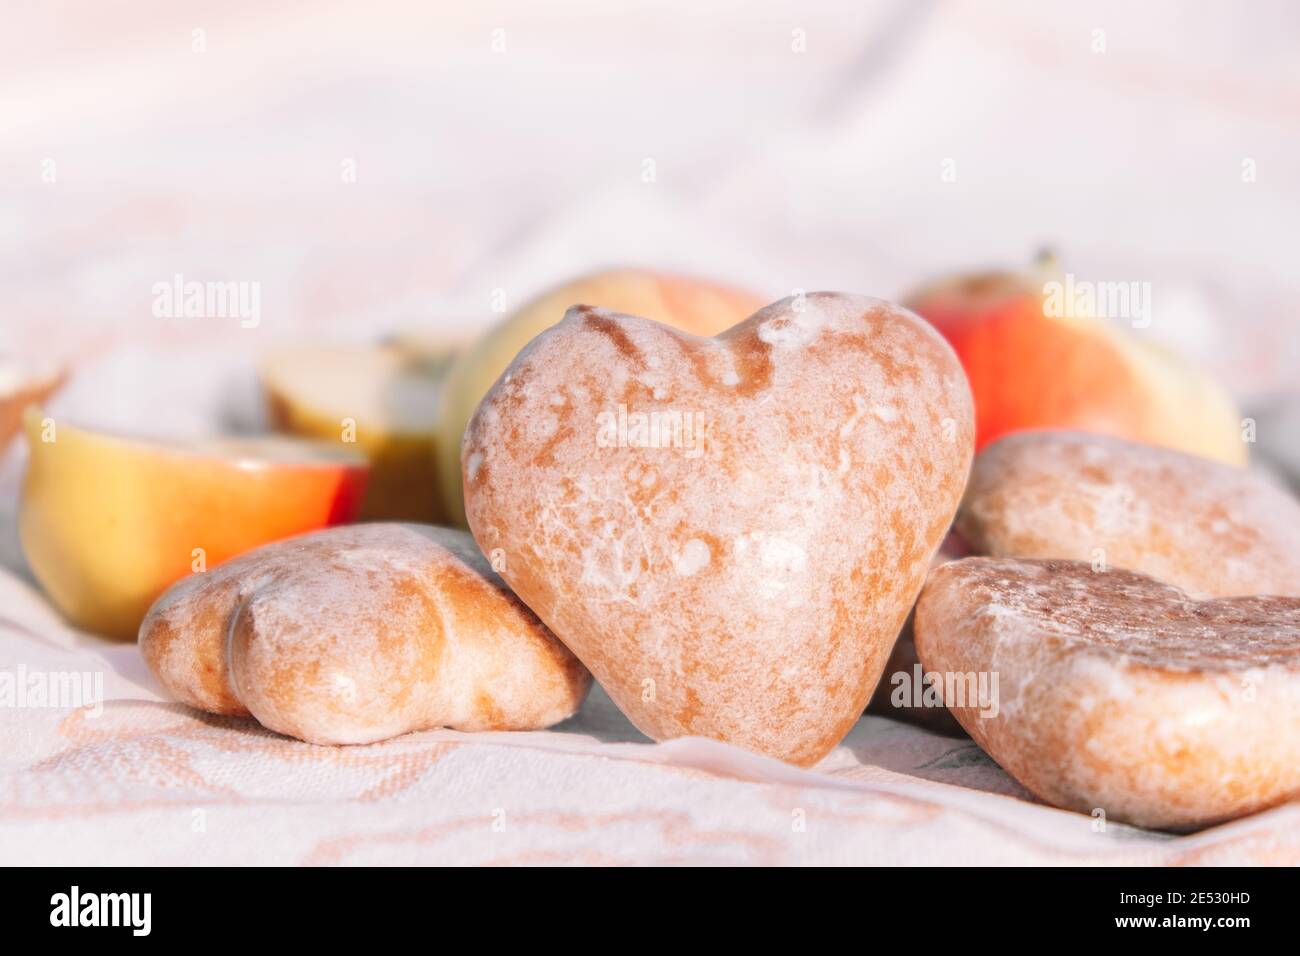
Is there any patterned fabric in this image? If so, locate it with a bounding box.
[3,568,1298,864]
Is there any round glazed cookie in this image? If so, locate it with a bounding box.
[914,557,1300,830]
[956,430,1300,598]
[463,293,974,766]
[139,523,591,745]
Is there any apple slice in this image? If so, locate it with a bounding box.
[18,407,368,640]
[0,359,64,450]
[382,329,467,378]
[261,343,457,523]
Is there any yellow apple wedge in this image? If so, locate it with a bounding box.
[261,343,459,523]
[18,407,368,640]
[434,269,766,526]
[383,329,467,378]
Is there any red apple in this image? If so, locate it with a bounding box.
[904,255,1246,466]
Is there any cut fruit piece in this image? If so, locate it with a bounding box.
[382,329,467,378]
[0,359,64,450]
[18,407,368,640]
[261,343,455,522]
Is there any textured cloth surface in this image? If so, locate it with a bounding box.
[3,565,1300,865]
[3,0,1299,864]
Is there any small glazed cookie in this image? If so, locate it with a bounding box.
[140,524,591,745]
[957,430,1300,598]
[914,557,1300,830]
[464,293,974,766]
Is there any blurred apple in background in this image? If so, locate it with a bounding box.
[905,254,1247,467]
[262,341,460,523]
[434,269,767,526]
[19,408,368,640]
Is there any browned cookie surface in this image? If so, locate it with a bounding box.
[915,557,1300,830]
[140,523,590,745]
[958,430,1300,598]
[464,293,974,766]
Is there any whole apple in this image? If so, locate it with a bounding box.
[904,255,1246,466]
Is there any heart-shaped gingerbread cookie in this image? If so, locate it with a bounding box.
[463,293,974,765]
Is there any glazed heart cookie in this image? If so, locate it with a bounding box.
[463,293,974,765]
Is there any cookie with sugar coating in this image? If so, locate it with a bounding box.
[139,523,590,745]
[914,557,1300,830]
[957,430,1300,598]
[463,292,974,766]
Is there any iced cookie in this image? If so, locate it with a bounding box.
[463,293,974,765]
[914,557,1300,830]
[140,523,591,745]
[956,430,1300,598]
